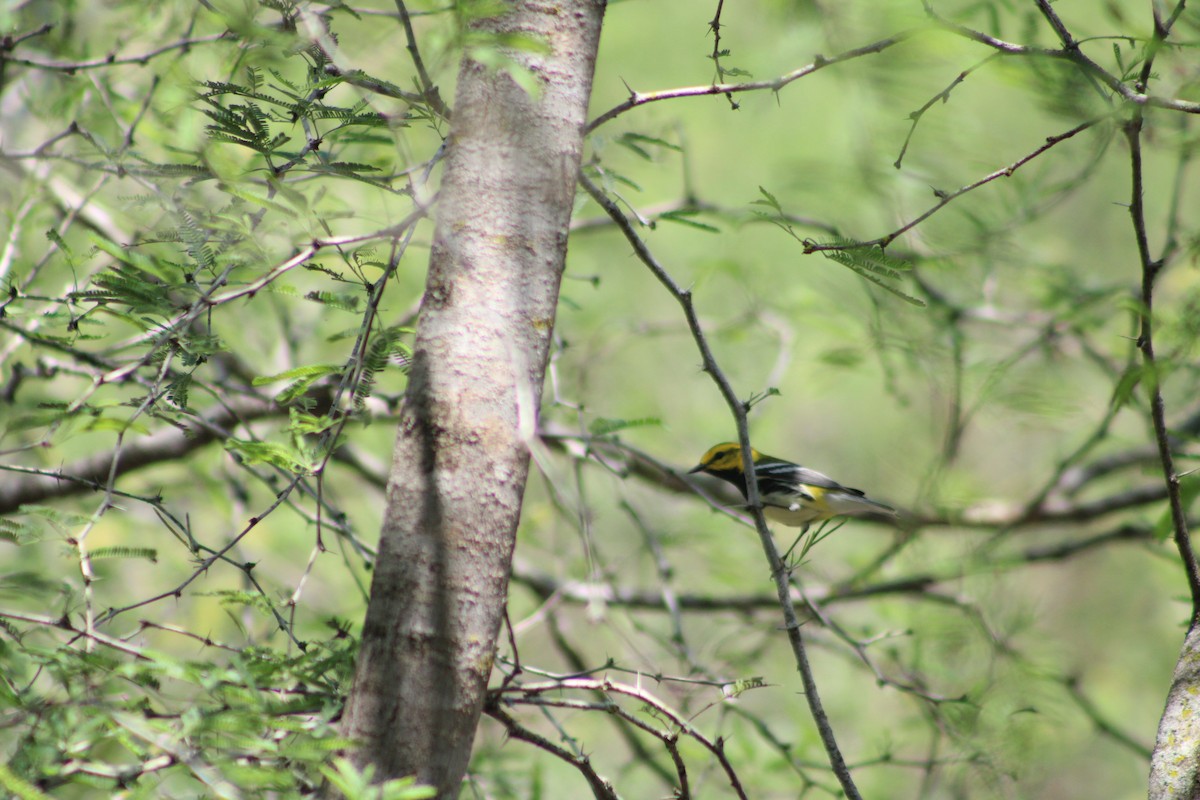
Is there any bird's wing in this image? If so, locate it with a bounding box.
[754,459,864,497]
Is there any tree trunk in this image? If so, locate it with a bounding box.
[1150,623,1200,800]
[340,2,606,796]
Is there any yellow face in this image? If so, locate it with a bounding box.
[694,442,762,471]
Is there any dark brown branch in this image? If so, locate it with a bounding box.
[482,701,619,800]
[0,608,148,659]
[3,33,230,71]
[581,171,863,800]
[587,30,916,132]
[806,118,1104,252]
[1032,0,1077,49]
[322,64,424,105]
[1066,675,1153,759]
[0,395,278,514]
[894,54,1000,169]
[1124,115,1200,617]
[926,6,1200,114]
[491,677,750,800]
[393,0,450,119]
[541,612,678,785]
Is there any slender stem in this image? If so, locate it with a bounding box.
[1117,0,1200,622]
[580,172,864,800]
[588,30,915,132]
[393,0,450,119]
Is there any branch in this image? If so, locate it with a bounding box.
[0,608,148,659]
[579,171,864,800]
[1065,675,1152,759]
[393,0,450,119]
[806,118,1105,251]
[322,64,424,105]
[2,32,231,71]
[512,524,1154,616]
[1124,117,1200,614]
[587,30,916,132]
[894,53,1000,169]
[482,701,619,800]
[1032,0,1077,49]
[0,395,278,514]
[491,677,750,800]
[927,7,1200,114]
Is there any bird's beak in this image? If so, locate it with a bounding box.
[687,464,705,474]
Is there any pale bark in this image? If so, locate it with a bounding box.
[340,2,606,796]
[1151,624,1200,800]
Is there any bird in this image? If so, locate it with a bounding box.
[688,442,896,529]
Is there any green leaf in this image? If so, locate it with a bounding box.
[14,505,93,527]
[304,290,361,312]
[83,417,151,435]
[225,439,313,473]
[619,132,682,152]
[320,758,436,800]
[167,375,192,409]
[288,409,338,437]
[817,240,926,307]
[1110,364,1142,410]
[89,235,175,282]
[5,408,69,433]
[86,546,158,562]
[85,266,175,313]
[1155,476,1200,543]
[0,570,63,598]
[658,209,719,232]
[252,364,343,387]
[751,185,783,214]
[253,363,342,406]
[0,762,53,800]
[724,676,768,698]
[218,183,298,217]
[718,65,753,79]
[355,327,412,411]
[0,518,37,545]
[464,31,550,100]
[820,346,865,367]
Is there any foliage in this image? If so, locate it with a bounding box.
[2,0,1200,798]
[0,603,357,796]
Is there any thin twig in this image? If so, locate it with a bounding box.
[393,0,450,119]
[1125,114,1200,619]
[2,33,230,71]
[579,171,864,800]
[588,30,916,132]
[806,118,1105,252]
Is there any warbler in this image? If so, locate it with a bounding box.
[688,442,896,529]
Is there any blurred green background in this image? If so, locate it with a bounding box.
[2,0,1199,797]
